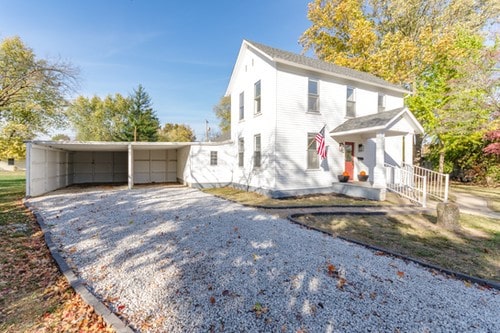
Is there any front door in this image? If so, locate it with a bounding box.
[344,142,355,180]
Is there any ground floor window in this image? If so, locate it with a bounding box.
[254,134,261,168]
[210,151,218,166]
[307,133,319,169]
[238,138,244,167]
[7,158,14,166]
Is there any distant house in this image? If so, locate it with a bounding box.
[0,158,26,171]
[25,40,434,203]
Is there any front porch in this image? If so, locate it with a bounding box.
[331,181,386,201]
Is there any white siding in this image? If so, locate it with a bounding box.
[230,46,277,192]
[178,143,234,187]
[27,144,70,197]
[72,151,127,183]
[133,149,177,184]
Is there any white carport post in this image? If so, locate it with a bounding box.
[373,131,387,188]
[25,141,32,197]
[128,143,134,189]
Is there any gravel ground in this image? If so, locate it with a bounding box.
[28,186,500,332]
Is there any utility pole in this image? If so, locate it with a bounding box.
[205,120,210,142]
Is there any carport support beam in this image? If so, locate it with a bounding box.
[128,144,134,189]
[25,142,32,197]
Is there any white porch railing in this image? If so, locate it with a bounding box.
[385,163,427,207]
[402,162,449,203]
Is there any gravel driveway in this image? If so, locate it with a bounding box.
[28,186,499,332]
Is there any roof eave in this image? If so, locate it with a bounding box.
[330,125,386,137]
[275,58,410,94]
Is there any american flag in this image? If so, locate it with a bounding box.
[315,126,327,159]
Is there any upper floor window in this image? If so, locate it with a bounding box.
[254,134,261,168]
[308,79,319,112]
[210,151,218,166]
[239,92,244,120]
[254,80,261,115]
[378,93,386,113]
[307,133,319,169]
[346,87,356,118]
[238,138,244,167]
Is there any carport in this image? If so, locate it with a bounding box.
[25,141,192,197]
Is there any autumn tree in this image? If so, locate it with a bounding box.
[51,133,71,141]
[158,123,196,142]
[67,94,130,141]
[300,0,499,175]
[117,85,160,142]
[213,95,231,134]
[0,36,78,158]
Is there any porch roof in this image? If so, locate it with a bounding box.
[330,107,424,140]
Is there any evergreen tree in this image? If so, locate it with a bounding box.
[118,85,160,142]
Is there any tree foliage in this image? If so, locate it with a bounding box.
[67,94,130,141]
[68,85,161,142]
[300,0,499,176]
[0,36,78,158]
[51,133,71,141]
[158,123,196,142]
[213,95,231,134]
[117,85,160,142]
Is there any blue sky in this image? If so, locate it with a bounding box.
[0,0,312,140]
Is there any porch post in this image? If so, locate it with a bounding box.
[128,143,134,189]
[373,131,386,188]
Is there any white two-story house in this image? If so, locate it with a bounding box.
[25,40,427,202]
[225,40,424,200]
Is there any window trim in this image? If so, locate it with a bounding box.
[307,132,319,169]
[254,80,261,115]
[378,93,386,113]
[210,151,218,166]
[238,137,244,167]
[239,92,245,121]
[308,79,319,113]
[254,134,261,168]
[346,86,356,118]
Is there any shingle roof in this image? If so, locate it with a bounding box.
[246,40,407,93]
[331,107,405,134]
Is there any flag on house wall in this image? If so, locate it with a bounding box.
[315,126,327,159]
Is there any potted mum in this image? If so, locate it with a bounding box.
[358,170,369,181]
[338,171,350,182]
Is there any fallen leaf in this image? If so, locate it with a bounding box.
[117,304,126,312]
[210,296,216,304]
[337,277,347,289]
[222,290,230,296]
[397,271,405,278]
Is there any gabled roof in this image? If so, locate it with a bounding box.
[244,40,409,94]
[330,107,424,138]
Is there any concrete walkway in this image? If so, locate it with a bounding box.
[452,191,500,219]
[423,192,500,219]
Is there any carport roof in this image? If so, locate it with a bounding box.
[28,141,199,152]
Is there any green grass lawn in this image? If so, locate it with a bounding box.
[296,213,499,282]
[0,171,113,332]
[202,187,398,207]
